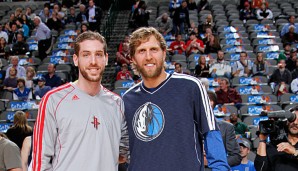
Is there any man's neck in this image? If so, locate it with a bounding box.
[76,79,101,96]
[143,71,167,89]
[241,157,249,164]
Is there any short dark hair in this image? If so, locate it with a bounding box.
[74,31,107,55]
[207,90,217,108]
[175,63,182,67]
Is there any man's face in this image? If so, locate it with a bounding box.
[17,81,24,88]
[47,64,55,74]
[132,35,166,79]
[240,53,247,61]
[291,52,297,59]
[182,1,187,8]
[289,16,295,24]
[38,80,45,87]
[34,18,39,26]
[217,51,224,60]
[17,34,23,42]
[11,57,19,66]
[73,39,107,83]
[288,111,298,135]
[239,145,250,158]
[176,35,182,41]
[175,64,182,73]
[219,79,228,90]
[278,60,286,69]
[89,0,94,7]
[11,24,17,32]
[230,113,238,122]
[80,5,85,12]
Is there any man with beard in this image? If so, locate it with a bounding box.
[32,31,129,171]
[122,27,229,171]
[254,106,298,171]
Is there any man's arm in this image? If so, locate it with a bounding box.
[32,95,57,171]
[4,140,22,171]
[204,131,230,171]
[254,134,268,171]
[223,122,241,167]
[119,100,129,163]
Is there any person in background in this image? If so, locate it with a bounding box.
[252,52,269,76]
[12,33,29,56]
[173,0,190,34]
[194,55,210,77]
[281,15,298,37]
[80,23,89,34]
[216,78,242,105]
[240,1,255,21]
[209,50,231,78]
[15,18,30,39]
[21,136,32,171]
[43,63,62,88]
[0,23,8,42]
[232,51,252,77]
[229,113,249,139]
[116,63,133,81]
[13,78,33,101]
[186,31,204,55]
[34,77,51,99]
[0,133,22,171]
[169,33,186,55]
[155,13,173,36]
[5,111,33,149]
[87,0,102,32]
[5,56,26,79]
[269,59,292,85]
[231,139,256,171]
[3,67,18,91]
[24,66,36,89]
[255,3,273,20]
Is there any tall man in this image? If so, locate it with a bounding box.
[32,31,128,171]
[87,0,102,32]
[33,16,52,60]
[123,27,229,171]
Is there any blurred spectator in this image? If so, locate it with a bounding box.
[286,48,297,72]
[229,113,248,138]
[116,42,131,65]
[232,52,252,77]
[6,111,33,149]
[116,63,132,81]
[39,7,52,23]
[3,67,18,91]
[197,0,210,13]
[0,133,22,171]
[21,14,34,31]
[14,7,22,20]
[255,3,273,20]
[186,31,204,55]
[240,2,255,21]
[155,13,173,36]
[200,14,214,33]
[251,0,268,10]
[169,33,186,55]
[25,7,36,21]
[5,56,26,78]
[24,66,36,89]
[269,59,292,85]
[118,35,130,53]
[66,7,77,24]
[8,23,19,44]
[173,0,190,34]
[46,12,63,32]
[33,16,52,60]
[80,23,89,34]
[169,0,181,17]
[186,0,197,10]
[291,77,298,94]
[0,37,8,59]
[174,63,183,73]
[291,59,298,79]
[34,77,51,99]
[87,0,102,32]
[15,18,30,39]
[278,43,291,61]
[12,33,29,56]
[13,78,33,101]
[53,3,64,17]
[194,55,210,77]
[282,25,298,44]
[8,13,16,26]
[0,23,8,42]
[231,139,256,171]
[43,63,62,88]
[216,78,242,105]
[252,52,269,76]
[209,50,231,78]
[132,0,141,14]
[76,4,88,24]
[188,21,198,35]
[275,81,289,97]
[132,0,150,28]
[281,15,298,37]
[204,28,221,54]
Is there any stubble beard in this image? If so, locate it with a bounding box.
[136,60,164,79]
[79,65,104,82]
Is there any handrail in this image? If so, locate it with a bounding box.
[102,0,120,42]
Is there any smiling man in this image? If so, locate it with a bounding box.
[123,27,229,171]
[32,31,128,171]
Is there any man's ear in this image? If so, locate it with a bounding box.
[105,53,109,66]
[73,54,78,67]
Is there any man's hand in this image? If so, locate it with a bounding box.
[277,142,296,155]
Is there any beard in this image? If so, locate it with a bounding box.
[288,123,298,135]
[79,62,104,82]
[135,60,164,79]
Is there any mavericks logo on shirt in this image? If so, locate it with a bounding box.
[133,102,165,142]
